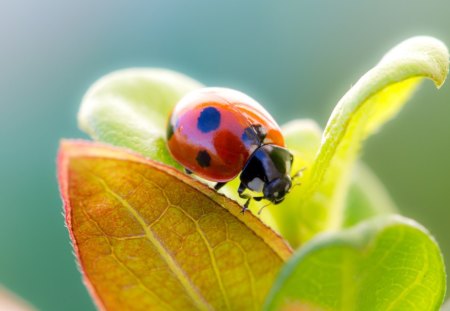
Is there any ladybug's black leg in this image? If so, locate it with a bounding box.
[214,182,227,191]
[241,197,265,214]
[185,168,193,175]
[252,196,268,214]
[257,202,272,215]
[238,182,245,197]
[237,184,266,213]
[238,182,252,213]
[241,198,251,214]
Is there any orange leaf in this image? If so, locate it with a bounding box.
[58,140,292,311]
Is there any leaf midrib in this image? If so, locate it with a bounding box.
[78,202,175,311]
[94,174,213,311]
[146,177,233,311]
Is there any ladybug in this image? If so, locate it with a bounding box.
[166,87,294,212]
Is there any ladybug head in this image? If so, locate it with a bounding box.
[263,175,292,204]
[240,144,294,205]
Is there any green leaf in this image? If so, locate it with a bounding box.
[264,215,446,311]
[282,36,449,246]
[343,163,397,228]
[58,140,292,311]
[78,68,203,166]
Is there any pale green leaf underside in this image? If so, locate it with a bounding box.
[343,163,397,228]
[264,215,446,311]
[288,36,449,245]
[78,68,203,166]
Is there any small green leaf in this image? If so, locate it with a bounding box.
[264,215,446,311]
[78,68,203,166]
[282,119,323,168]
[286,36,449,245]
[343,163,397,228]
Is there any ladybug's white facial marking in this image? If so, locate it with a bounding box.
[247,177,264,192]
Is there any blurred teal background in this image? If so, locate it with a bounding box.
[1,1,450,310]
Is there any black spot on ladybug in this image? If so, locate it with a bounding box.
[197,107,221,133]
[241,124,267,145]
[196,150,211,167]
[166,120,175,140]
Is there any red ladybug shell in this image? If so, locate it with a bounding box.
[167,88,285,182]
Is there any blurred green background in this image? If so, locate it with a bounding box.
[1,1,450,310]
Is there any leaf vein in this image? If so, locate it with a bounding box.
[91,173,213,311]
[78,201,175,311]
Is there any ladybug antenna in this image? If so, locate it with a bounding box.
[291,182,302,191]
[257,202,272,215]
[289,168,304,193]
[291,167,306,181]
